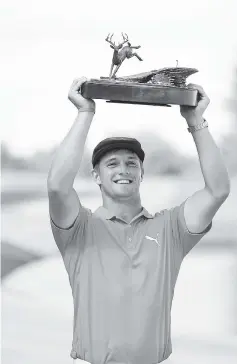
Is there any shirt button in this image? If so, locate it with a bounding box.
[128,238,132,242]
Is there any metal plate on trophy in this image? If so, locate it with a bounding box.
[81,33,199,107]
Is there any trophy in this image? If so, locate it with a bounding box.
[81,33,198,107]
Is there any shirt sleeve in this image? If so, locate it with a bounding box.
[166,197,212,258]
[49,205,90,260]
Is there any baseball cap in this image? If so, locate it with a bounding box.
[92,137,145,168]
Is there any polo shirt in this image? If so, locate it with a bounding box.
[49,197,212,364]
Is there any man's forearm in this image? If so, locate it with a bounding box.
[190,121,230,198]
[47,111,94,193]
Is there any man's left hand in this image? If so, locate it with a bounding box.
[180,84,210,126]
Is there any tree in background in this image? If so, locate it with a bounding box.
[78,145,93,178]
[1,142,92,178]
[131,131,194,176]
[1,143,29,170]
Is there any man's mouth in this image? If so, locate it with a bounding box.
[114,179,133,184]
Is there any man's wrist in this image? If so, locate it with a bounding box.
[77,107,95,113]
[185,116,204,127]
[187,119,208,133]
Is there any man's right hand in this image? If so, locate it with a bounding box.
[68,77,95,111]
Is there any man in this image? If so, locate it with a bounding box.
[47,77,230,364]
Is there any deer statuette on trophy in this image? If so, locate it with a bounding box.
[105,33,143,78]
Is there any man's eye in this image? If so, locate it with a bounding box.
[108,163,116,167]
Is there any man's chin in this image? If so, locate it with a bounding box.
[101,184,139,198]
[113,188,138,199]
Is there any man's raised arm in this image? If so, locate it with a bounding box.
[47,77,95,229]
[180,84,230,234]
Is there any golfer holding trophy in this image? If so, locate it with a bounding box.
[47,34,230,364]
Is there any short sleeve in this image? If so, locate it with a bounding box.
[166,198,212,258]
[49,205,90,257]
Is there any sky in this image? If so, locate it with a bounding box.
[1,0,237,157]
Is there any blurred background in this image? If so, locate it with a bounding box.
[1,0,237,363]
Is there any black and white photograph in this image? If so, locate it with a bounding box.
[1,1,237,364]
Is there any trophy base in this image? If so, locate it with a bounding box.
[81,79,198,107]
[106,100,171,107]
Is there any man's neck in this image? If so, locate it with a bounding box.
[102,195,142,223]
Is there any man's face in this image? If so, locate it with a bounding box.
[92,149,144,199]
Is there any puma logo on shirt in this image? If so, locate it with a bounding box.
[145,233,160,246]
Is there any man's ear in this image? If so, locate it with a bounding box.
[141,164,144,182]
[91,167,101,185]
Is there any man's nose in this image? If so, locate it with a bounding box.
[119,163,129,175]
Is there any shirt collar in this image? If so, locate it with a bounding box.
[93,206,154,220]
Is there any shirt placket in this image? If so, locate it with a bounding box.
[126,223,134,250]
